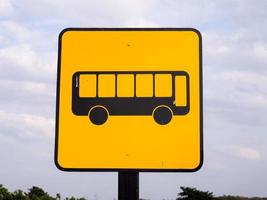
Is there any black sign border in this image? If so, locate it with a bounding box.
[55,28,203,172]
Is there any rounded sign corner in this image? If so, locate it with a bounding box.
[55,28,203,172]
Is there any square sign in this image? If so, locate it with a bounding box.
[55,28,203,172]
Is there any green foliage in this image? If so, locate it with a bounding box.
[1,183,267,200]
[176,187,267,200]
[0,184,87,200]
[216,196,267,200]
[12,190,30,200]
[28,186,55,200]
[0,184,12,200]
[177,186,215,200]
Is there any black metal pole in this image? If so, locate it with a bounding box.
[118,172,139,200]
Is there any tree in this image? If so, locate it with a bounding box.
[0,185,89,200]
[0,184,12,200]
[28,186,55,200]
[56,193,61,200]
[177,186,215,200]
[12,189,30,200]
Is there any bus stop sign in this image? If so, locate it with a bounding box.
[55,28,203,172]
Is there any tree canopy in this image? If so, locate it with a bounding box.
[176,186,215,200]
[1,184,267,200]
[0,185,86,200]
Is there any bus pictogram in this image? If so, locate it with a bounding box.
[72,71,190,125]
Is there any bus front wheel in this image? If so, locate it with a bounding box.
[153,106,172,125]
[89,106,108,125]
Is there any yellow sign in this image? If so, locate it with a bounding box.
[55,28,203,172]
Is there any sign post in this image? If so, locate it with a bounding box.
[118,172,139,200]
[55,28,203,199]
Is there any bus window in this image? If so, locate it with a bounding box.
[136,74,153,97]
[98,74,115,97]
[79,74,96,97]
[155,74,172,97]
[175,76,187,106]
[117,74,134,97]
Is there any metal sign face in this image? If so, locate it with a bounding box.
[55,28,203,172]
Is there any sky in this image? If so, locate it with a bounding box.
[0,0,267,199]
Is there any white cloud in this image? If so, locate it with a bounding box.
[0,0,267,199]
[208,70,267,108]
[124,18,159,27]
[0,19,58,49]
[0,110,54,140]
[0,72,56,118]
[204,67,267,129]
[217,145,261,161]
[237,147,261,161]
[0,20,32,42]
[0,0,14,17]
[233,146,261,161]
[10,0,160,27]
[0,43,56,82]
[0,79,55,105]
[204,31,267,71]
[253,42,267,59]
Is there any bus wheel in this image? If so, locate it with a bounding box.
[89,106,108,125]
[153,106,172,125]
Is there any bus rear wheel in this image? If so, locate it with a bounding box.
[89,106,108,125]
[153,106,172,125]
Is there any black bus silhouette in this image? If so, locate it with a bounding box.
[72,71,189,125]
